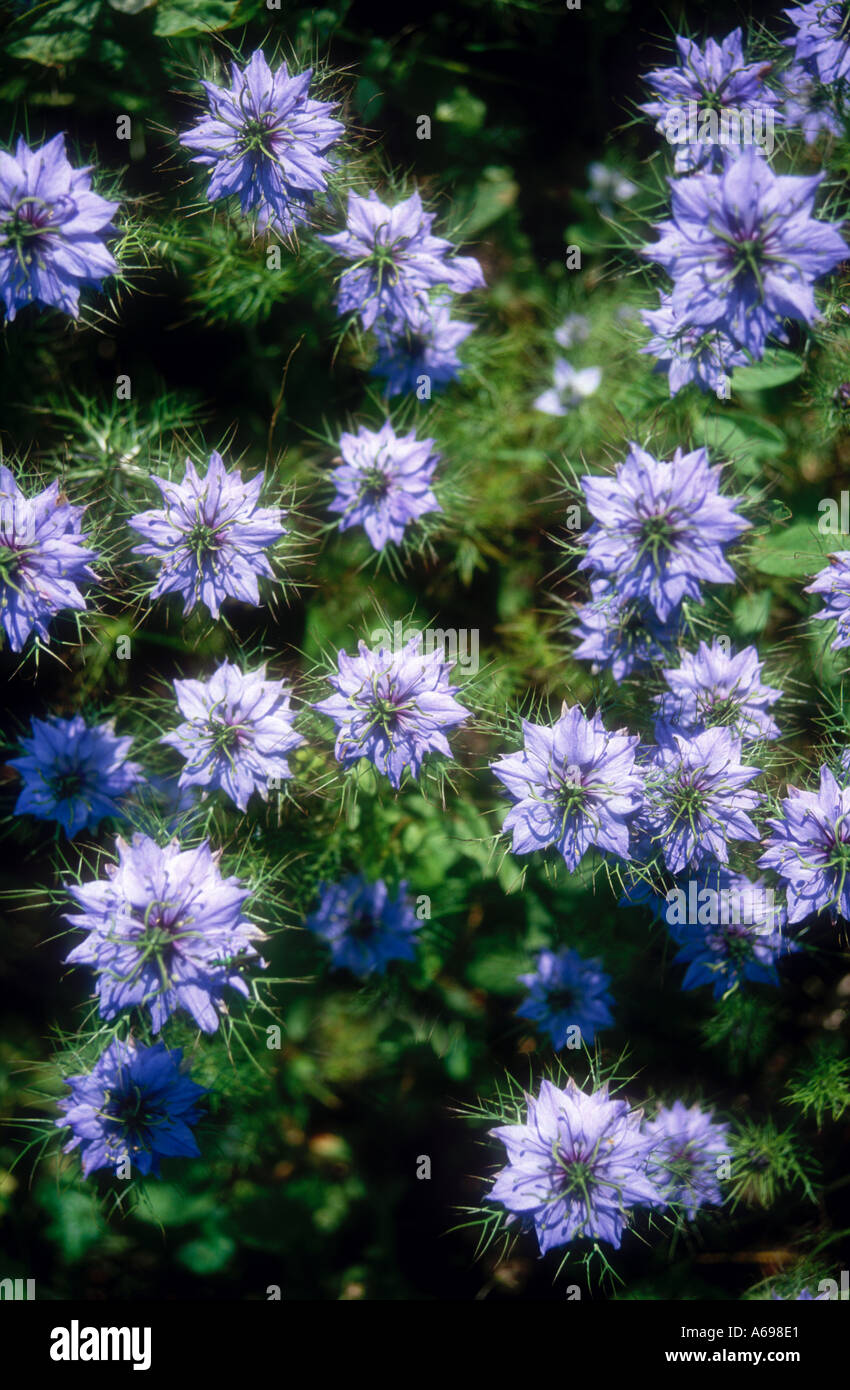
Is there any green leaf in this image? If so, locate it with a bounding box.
[153,0,240,36]
[732,350,804,391]
[732,589,772,635]
[700,411,786,472]
[177,1231,236,1274]
[749,520,826,577]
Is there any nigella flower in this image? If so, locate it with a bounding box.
[329,421,441,550]
[64,834,265,1033]
[572,579,684,681]
[129,451,285,620]
[643,1101,729,1219]
[304,876,420,977]
[488,1077,661,1253]
[161,660,303,812]
[655,638,782,743]
[554,313,589,349]
[642,147,849,357]
[805,551,850,649]
[534,358,601,416]
[640,294,748,396]
[640,726,762,875]
[579,445,750,622]
[759,765,850,923]
[517,947,614,1048]
[9,714,142,837]
[0,134,118,321]
[665,865,789,997]
[770,1286,831,1300]
[490,705,643,871]
[640,29,782,172]
[319,189,485,332]
[782,62,845,142]
[371,294,474,397]
[586,161,638,215]
[0,465,98,651]
[313,637,470,788]
[56,1038,206,1178]
[179,50,344,235]
[785,2,850,85]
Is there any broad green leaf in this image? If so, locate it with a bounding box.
[749,520,826,577]
[154,0,240,36]
[732,350,804,391]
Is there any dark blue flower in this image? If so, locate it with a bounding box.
[9,713,142,837]
[0,134,118,321]
[517,947,614,1048]
[665,866,790,996]
[179,50,344,235]
[304,876,420,976]
[56,1038,206,1178]
[371,295,474,396]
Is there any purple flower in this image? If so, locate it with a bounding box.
[664,866,790,996]
[642,146,848,357]
[640,726,762,875]
[0,465,97,651]
[179,50,344,235]
[640,293,748,396]
[314,636,470,788]
[643,1100,729,1219]
[586,162,638,215]
[488,1077,662,1253]
[640,30,782,172]
[534,358,601,415]
[782,62,845,142]
[56,1038,205,1178]
[65,834,265,1033]
[572,578,684,680]
[760,765,850,923]
[304,876,419,977]
[806,551,850,649]
[579,444,750,622]
[554,314,589,349]
[517,948,614,1048]
[329,421,441,550]
[129,451,285,620]
[785,2,850,85]
[161,660,303,812]
[655,638,782,743]
[319,189,485,332]
[0,134,118,321]
[770,1286,831,1300]
[490,705,643,871]
[371,294,474,396]
[9,714,142,838]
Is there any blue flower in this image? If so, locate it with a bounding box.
[640,726,762,875]
[579,444,750,622]
[655,638,782,743]
[760,764,850,923]
[9,713,142,837]
[319,189,485,332]
[490,705,643,872]
[371,294,474,396]
[643,1100,729,1219]
[65,834,266,1033]
[642,147,848,358]
[785,2,850,85]
[534,359,601,415]
[806,551,850,648]
[641,293,748,396]
[0,465,98,651]
[641,29,782,172]
[782,62,845,142]
[56,1038,206,1178]
[179,50,344,235]
[0,134,118,321]
[129,451,285,620]
[329,420,441,550]
[517,948,614,1048]
[161,660,303,812]
[665,866,790,997]
[572,578,685,680]
[488,1077,662,1253]
[304,876,420,977]
[314,636,470,788]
